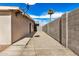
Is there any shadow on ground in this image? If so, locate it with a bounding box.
[0,31,36,52]
[0,45,10,52]
[12,31,36,44]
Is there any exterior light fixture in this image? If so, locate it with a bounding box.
[15,10,22,16]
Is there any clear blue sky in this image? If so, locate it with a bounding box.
[0,3,79,25]
[27,3,79,16]
[0,3,79,15]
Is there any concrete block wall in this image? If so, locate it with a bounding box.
[60,14,66,47]
[42,8,79,55]
[68,8,79,55]
[42,24,47,33]
[49,19,60,42]
[43,18,60,42]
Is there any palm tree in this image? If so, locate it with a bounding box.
[48,9,54,22]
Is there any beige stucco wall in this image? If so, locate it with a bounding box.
[11,11,35,43]
[0,14,11,45]
[28,20,34,33]
[0,10,35,45]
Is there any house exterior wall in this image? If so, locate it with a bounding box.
[0,11,11,45]
[0,10,35,45]
[11,11,35,43]
[30,21,35,33]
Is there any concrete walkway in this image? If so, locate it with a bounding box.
[0,37,31,56]
[0,31,77,56]
[21,31,76,56]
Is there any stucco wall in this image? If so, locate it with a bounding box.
[0,10,35,45]
[11,11,35,43]
[0,11,11,45]
[0,15,11,45]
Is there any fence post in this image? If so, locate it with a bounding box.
[66,12,68,48]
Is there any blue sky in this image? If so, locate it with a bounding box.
[0,3,79,25]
